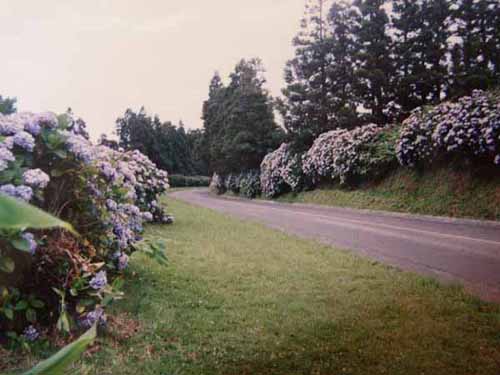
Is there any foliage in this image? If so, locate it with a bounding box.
[168,175,210,188]
[260,143,306,198]
[0,110,172,343]
[0,95,17,115]
[116,109,205,175]
[396,90,500,167]
[209,173,225,195]
[202,59,284,175]
[280,0,500,149]
[23,324,96,375]
[238,170,261,199]
[303,123,397,186]
[225,174,240,194]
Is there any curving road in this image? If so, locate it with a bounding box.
[171,189,500,302]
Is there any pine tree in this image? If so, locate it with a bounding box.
[392,0,427,111]
[325,0,360,129]
[353,0,395,124]
[0,95,16,115]
[279,0,334,148]
[450,0,499,97]
[202,59,283,174]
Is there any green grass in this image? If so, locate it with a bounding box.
[76,198,500,374]
[278,167,500,221]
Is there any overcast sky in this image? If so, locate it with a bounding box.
[0,0,305,139]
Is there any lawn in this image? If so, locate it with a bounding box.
[75,198,500,374]
[277,167,500,221]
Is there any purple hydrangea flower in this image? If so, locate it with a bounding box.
[142,212,153,222]
[0,148,15,171]
[13,131,35,152]
[23,169,50,189]
[15,185,33,201]
[23,325,39,342]
[118,253,129,270]
[89,270,107,290]
[79,307,107,329]
[22,232,37,255]
[0,184,33,201]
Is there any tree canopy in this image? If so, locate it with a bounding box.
[202,59,284,174]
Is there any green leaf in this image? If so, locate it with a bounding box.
[14,300,28,311]
[0,194,77,235]
[26,308,37,323]
[10,237,32,252]
[53,150,68,159]
[30,299,45,309]
[4,307,14,320]
[56,310,71,333]
[23,324,97,375]
[0,255,15,273]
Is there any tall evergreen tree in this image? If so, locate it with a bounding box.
[353,0,395,124]
[0,95,17,115]
[450,0,500,97]
[325,0,360,129]
[279,0,334,148]
[392,0,427,111]
[202,59,283,174]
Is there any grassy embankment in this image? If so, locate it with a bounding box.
[278,166,500,221]
[67,198,500,374]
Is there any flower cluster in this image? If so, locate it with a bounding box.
[209,172,226,195]
[238,170,261,198]
[302,124,387,185]
[260,143,305,197]
[225,174,241,194]
[397,90,500,167]
[0,110,172,338]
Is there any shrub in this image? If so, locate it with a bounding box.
[238,171,261,198]
[397,90,500,167]
[0,110,171,341]
[260,143,306,197]
[209,173,225,195]
[225,174,240,194]
[302,124,397,186]
[168,175,210,188]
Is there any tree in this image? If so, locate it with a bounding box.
[392,0,428,111]
[116,109,198,175]
[202,59,284,174]
[0,95,17,115]
[449,0,500,97]
[353,0,395,124]
[279,0,335,148]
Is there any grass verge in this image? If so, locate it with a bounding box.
[278,167,500,221]
[73,198,500,374]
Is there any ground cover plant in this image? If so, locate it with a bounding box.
[74,198,500,374]
[0,111,171,354]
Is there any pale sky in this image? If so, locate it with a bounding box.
[0,0,305,139]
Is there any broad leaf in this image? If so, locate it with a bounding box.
[0,255,15,273]
[23,324,97,375]
[0,194,76,235]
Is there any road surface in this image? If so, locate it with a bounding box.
[171,189,500,302]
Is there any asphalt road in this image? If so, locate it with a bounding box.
[171,189,500,302]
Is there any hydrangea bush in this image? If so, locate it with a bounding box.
[302,124,397,186]
[209,173,225,195]
[0,111,172,341]
[238,170,261,198]
[397,90,500,167]
[260,143,306,198]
